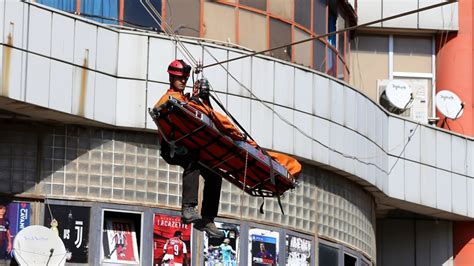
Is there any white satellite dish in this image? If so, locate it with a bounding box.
[379,80,413,114]
[436,90,464,120]
[13,225,67,266]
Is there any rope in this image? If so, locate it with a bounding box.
[201,1,457,69]
[239,150,249,220]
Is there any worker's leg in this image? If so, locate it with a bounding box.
[200,167,222,218]
[195,166,224,238]
[181,151,202,223]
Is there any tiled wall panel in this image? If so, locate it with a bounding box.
[294,70,312,113]
[274,63,295,108]
[251,57,274,102]
[250,100,273,148]
[74,21,97,70]
[452,173,467,216]
[273,105,294,154]
[436,131,451,171]
[96,28,118,76]
[51,13,74,62]
[117,33,148,79]
[228,52,251,97]
[28,6,51,56]
[72,67,95,119]
[115,79,146,128]
[49,61,73,113]
[294,111,312,159]
[202,46,228,94]
[94,73,117,125]
[25,53,50,107]
[405,160,421,204]
[148,37,175,83]
[4,0,26,48]
[436,169,452,212]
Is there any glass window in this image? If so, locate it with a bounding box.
[294,28,312,67]
[269,18,292,61]
[239,0,267,11]
[123,1,161,29]
[268,0,293,20]
[313,40,326,72]
[394,36,432,73]
[328,48,337,77]
[203,2,236,43]
[37,0,77,13]
[313,0,326,36]
[319,243,339,266]
[328,10,337,47]
[166,0,200,37]
[344,253,357,266]
[81,0,119,25]
[239,10,267,51]
[338,57,344,80]
[295,0,311,29]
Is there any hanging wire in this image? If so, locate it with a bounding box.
[200,1,457,69]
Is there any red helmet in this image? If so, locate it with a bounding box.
[167,59,191,78]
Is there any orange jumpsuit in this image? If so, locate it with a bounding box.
[155,89,302,178]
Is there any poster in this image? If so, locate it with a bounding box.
[153,214,192,266]
[1,202,30,259]
[102,218,140,264]
[203,222,239,266]
[285,235,311,266]
[43,204,90,263]
[248,228,279,266]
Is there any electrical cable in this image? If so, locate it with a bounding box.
[201,1,457,69]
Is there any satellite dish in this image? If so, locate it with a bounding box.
[436,90,464,120]
[379,80,413,114]
[13,225,67,266]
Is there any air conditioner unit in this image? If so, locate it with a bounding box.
[377,79,428,124]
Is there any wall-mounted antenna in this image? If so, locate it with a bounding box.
[436,90,464,129]
[379,80,414,115]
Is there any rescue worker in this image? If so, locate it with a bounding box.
[156,59,224,238]
[155,59,302,237]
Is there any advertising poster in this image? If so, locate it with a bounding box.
[285,235,311,266]
[153,214,192,266]
[0,202,30,259]
[204,222,239,266]
[102,218,140,264]
[43,204,90,263]
[248,228,279,266]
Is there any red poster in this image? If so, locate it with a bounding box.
[153,214,192,266]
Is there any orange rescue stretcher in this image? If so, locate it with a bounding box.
[149,96,297,198]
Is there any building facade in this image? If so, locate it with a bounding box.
[0,0,471,265]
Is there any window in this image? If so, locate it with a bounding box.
[344,253,357,266]
[319,243,339,266]
[203,2,236,43]
[81,0,119,25]
[268,0,293,20]
[123,1,161,29]
[313,40,326,72]
[295,0,311,29]
[37,0,77,13]
[314,0,327,35]
[328,48,337,77]
[269,18,292,61]
[239,0,267,11]
[328,10,337,47]
[166,0,200,37]
[239,10,267,51]
[294,28,312,67]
